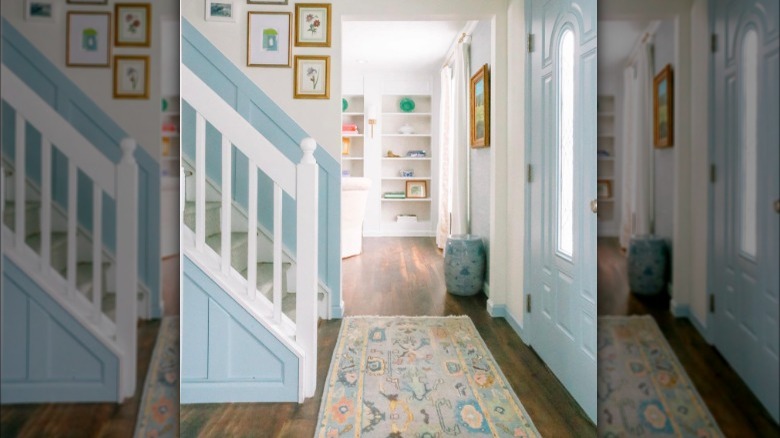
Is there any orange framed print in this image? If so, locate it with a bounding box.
[653,64,674,148]
[470,63,490,147]
[405,180,428,199]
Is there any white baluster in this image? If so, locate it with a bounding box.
[14,113,25,248]
[67,162,77,297]
[273,183,282,324]
[247,159,258,300]
[92,185,102,322]
[195,112,206,251]
[296,137,318,398]
[115,137,138,401]
[221,136,232,275]
[41,139,52,274]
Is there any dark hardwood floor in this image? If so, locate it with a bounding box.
[0,320,161,437]
[597,237,780,437]
[180,237,596,437]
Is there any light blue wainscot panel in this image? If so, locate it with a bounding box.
[1,19,161,318]
[182,19,342,319]
[0,257,119,403]
[181,257,299,403]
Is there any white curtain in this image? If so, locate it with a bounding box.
[436,67,453,249]
[450,39,471,236]
[620,39,655,248]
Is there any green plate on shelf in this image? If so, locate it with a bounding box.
[399,97,415,112]
[342,98,348,111]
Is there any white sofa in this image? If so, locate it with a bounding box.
[341,177,371,258]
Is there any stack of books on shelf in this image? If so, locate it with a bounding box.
[383,191,406,199]
[342,123,359,135]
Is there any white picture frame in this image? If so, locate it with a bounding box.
[24,0,56,22]
[205,0,236,23]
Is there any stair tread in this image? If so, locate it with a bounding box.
[25,231,68,252]
[205,231,248,249]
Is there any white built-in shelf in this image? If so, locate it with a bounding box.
[342,157,363,161]
[598,198,615,202]
[382,134,431,137]
[382,112,432,116]
[382,177,432,181]
[598,157,615,161]
[161,156,179,161]
[342,133,363,138]
[382,157,431,161]
[342,112,364,116]
[381,198,431,202]
[162,132,179,138]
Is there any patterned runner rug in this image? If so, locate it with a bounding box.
[316,316,540,437]
[134,317,179,437]
[598,315,723,437]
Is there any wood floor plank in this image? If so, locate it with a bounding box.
[597,237,780,437]
[180,237,595,437]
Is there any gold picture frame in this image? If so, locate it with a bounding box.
[247,11,292,67]
[405,180,428,199]
[114,3,151,47]
[113,55,149,99]
[597,179,613,199]
[66,12,111,67]
[470,63,490,148]
[294,3,331,47]
[293,55,330,99]
[653,64,674,148]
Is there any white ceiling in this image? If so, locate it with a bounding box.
[342,20,466,76]
[598,20,651,74]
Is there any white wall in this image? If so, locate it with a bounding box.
[652,19,676,243]
[505,0,527,326]
[1,0,177,159]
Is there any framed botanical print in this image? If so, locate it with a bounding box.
[294,3,331,47]
[247,12,292,67]
[24,1,56,22]
[66,12,111,67]
[405,180,428,199]
[115,3,151,47]
[205,0,235,22]
[113,55,149,99]
[293,55,330,99]
[470,63,490,147]
[653,64,674,148]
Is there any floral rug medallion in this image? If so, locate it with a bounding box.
[598,316,723,437]
[316,316,540,437]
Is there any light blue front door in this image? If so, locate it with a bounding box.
[710,0,779,423]
[526,0,597,422]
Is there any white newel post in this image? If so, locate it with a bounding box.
[296,137,318,399]
[115,137,138,401]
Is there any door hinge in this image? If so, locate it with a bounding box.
[709,294,715,313]
[527,33,535,53]
[526,294,532,313]
[710,164,716,183]
[527,164,533,183]
[711,34,718,53]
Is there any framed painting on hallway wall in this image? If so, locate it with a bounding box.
[205,0,236,23]
[66,12,111,67]
[24,1,56,22]
[115,3,151,47]
[653,64,674,148]
[470,63,490,147]
[247,11,292,67]
[293,55,330,99]
[113,55,149,99]
[294,3,331,47]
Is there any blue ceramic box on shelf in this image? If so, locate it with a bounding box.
[444,235,486,296]
[627,235,668,295]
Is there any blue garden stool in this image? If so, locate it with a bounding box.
[444,234,486,296]
[627,235,668,295]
